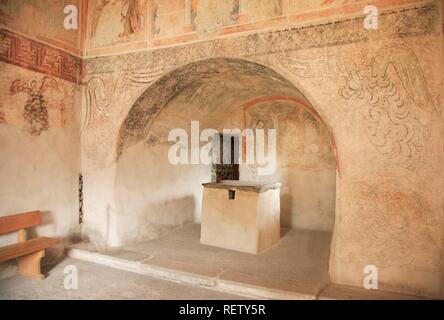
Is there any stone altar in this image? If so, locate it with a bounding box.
[200,180,281,254]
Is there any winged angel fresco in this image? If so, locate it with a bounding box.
[10,77,58,136]
[339,44,439,169]
[83,65,164,129]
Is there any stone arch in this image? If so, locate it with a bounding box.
[116,57,338,166]
[114,57,339,257]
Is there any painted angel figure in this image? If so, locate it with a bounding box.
[10,77,58,136]
[339,44,439,169]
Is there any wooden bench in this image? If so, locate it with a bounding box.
[0,211,60,280]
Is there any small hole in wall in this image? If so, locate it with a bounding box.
[228,190,236,200]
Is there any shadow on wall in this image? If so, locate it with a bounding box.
[139,195,196,240]
[113,139,210,245]
[280,194,293,227]
[105,194,197,245]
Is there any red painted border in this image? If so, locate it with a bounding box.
[0,29,82,84]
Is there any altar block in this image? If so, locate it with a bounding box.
[200,181,281,254]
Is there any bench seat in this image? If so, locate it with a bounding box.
[0,237,61,262]
[0,210,61,279]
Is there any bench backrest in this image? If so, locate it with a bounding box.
[0,211,42,235]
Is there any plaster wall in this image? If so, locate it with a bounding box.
[0,63,81,248]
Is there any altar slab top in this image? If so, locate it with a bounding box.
[202,180,281,193]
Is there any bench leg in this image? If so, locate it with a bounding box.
[18,250,45,280]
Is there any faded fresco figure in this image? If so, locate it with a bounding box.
[119,0,142,38]
[10,77,58,136]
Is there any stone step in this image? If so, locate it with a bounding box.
[67,247,318,299]
[67,246,424,300]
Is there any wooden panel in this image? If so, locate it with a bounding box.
[0,237,60,262]
[0,211,41,234]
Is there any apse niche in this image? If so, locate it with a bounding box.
[114,58,337,245]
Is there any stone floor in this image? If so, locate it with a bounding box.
[67,224,421,299]
[0,257,244,300]
[68,224,332,299]
[129,224,331,286]
[0,224,424,299]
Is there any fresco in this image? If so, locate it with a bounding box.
[10,77,55,135]
[243,0,281,21]
[0,102,5,124]
[115,58,298,158]
[153,0,187,38]
[191,0,238,34]
[0,63,75,135]
[245,100,335,169]
[0,0,81,54]
[338,178,441,269]
[89,0,148,48]
[85,0,427,55]
[0,29,82,84]
[289,0,361,13]
[339,44,439,170]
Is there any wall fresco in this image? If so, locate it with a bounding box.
[0,63,75,134]
[153,0,187,38]
[0,29,82,84]
[191,0,239,34]
[89,0,148,48]
[84,4,438,74]
[85,0,430,56]
[289,0,360,13]
[337,178,441,269]
[242,0,281,21]
[0,102,5,124]
[10,77,55,135]
[339,44,440,169]
[116,58,298,158]
[0,0,81,54]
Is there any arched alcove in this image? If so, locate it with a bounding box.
[113,58,338,272]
